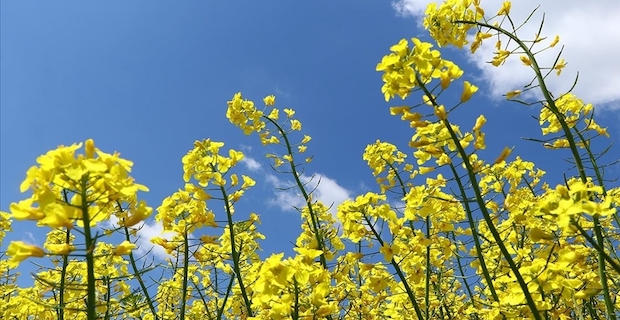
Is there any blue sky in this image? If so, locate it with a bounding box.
[2,0,619,278]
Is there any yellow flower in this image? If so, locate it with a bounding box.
[440,71,451,89]
[423,2,477,48]
[263,95,276,106]
[554,58,567,75]
[460,81,478,103]
[473,115,486,131]
[494,146,513,164]
[584,119,610,137]
[226,93,266,135]
[283,108,295,118]
[290,119,302,131]
[267,108,279,121]
[44,243,74,255]
[274,157,284,167]
[529,227,555,242]
[491,49,511,67]
[520,55,532,66]
[550,35,560,47]
[437,153,452,165]
[474,131,486,150]
[241,175,256,189]
[200,235,218,244]
[434,105,447,120]
[114,241,137,256]
[10,199,44,221]
[7,241,45,268]
[39,202,76,229]
[122,200,153,227]
[497,1,511,15]
[230,174,239,187]
[293,247,324,260]
[419,166,435,175]
[389,38,409,55]
[379,244,399,262]
[85,138,96,159]
[423,94,436,106]
[368,274,389,292]
[506,90,521,99]
[471,32,491,54]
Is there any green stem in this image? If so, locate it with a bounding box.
[121,224,159,320]
[383,157,433,316]
[448,162,500,303]
[264,117,328,269]
[570,132,617,320]
[449,231,478,315]
[57,229,71,320]
[217,276,235,320]
[425,216,431,320]
[104,276,111,320]
[263,114,335,320]
[447,116,541,319]
[58,190,72,320]
[414,72,541,319]
[179,228,190,320]
[364,215,425,319]
[572,128,620,250]
[218,182,253,317]
[383,160,418,237]
[586,217,617,320]
[356,242,363,320]
[80,176,98,320]
[571,222,620,275]
[292,278,300,320]
[456,20,587,183]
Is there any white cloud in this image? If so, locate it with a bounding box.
[310,174,353,213]
[392,0,620,108]
[133,220,176,260]
[265,174,306,211]
[242,156,262,172]
[265,173,352,215]
[392,0,427,17]
[101,215,175,260]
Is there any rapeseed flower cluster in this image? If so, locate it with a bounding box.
[1,1,618,319]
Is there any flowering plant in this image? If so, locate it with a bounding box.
[1,1,618,319]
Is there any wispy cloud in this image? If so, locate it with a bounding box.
[265,172,352,215]
[391,0,620,108]
[242,156,262,172]
[265,174,306,210]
